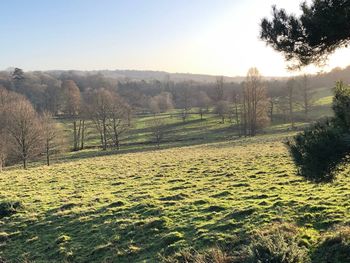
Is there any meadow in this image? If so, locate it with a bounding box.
[1,129,350,262]
[1,90,348,262]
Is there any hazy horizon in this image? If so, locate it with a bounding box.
[2,0,350,77]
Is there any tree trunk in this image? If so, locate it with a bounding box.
[289,98,294,129]
[46,148,50,166]
[270,101,274,123]
[73,120,78,151]
[100,133,104,149]
[80,120,85,150]
[102,119,107,150]
[77,120,82,150]
[46,139,50,166]
[115,132,120,150]
[23,158,27,169]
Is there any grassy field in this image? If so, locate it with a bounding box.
[1,132,350,262]
[0,88,344,262]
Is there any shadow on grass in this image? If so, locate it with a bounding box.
[1,201,208,263]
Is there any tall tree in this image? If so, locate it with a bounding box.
[41,111,65,166]
[261,0,350,68]
[196,91,211,120]
[87,89,113,150]
[286,78,296,129]
[242,68,269,136]
[0,87,25,170]
[62,80,81,151]
[299,74,314,118]
[11,68,25,92]
[6,98,43,169]
[148,117,166,148]
[215,76,224,103]
[179,84,193,122]
[231,89,241,128]
[108,94,130,150]
[215,100,230,124]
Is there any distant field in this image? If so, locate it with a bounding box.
[1,132,349,262]
[60,111,237,152]
[60,92,334,155]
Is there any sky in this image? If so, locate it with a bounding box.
[1,0,350,77]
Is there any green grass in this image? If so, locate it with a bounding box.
[1,132,350,262]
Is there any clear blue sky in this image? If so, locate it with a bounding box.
[1,0,349,76]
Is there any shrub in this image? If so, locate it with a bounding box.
[286,120,350,182]
[245,223,310,263]
[286,82,350,182]
[333,81,350,130]
[312,226,350,263]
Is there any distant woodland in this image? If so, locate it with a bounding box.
[0,66,349,169]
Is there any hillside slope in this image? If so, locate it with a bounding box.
[0,134,349,262]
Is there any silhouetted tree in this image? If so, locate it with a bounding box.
[261,0,350,68]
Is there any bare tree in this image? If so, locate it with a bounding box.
[41,111,65,166]
[215,76,224,103]
[157,92,174,113]
[196,91,211,120]
[242,68,269,136]
[0,87,24,170]
[230,89,241,128]
[215,100,230,123]
[148,117,166,148]
[299,74,314,119]
[62,80,81,151]
[87,89,113,150]
[0,88,9,171]
[268,97,280,123]
[149,97,160,116]
[148,92,174,115]
[179,85,193,122]
[108,94,130,150]
[286,78,296,129]
[6,98,43,169]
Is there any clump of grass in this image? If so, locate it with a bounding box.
[0,200,23,218]
[56,235,71,244]
[0,232,9,242]
[312,225,350,262]
[107,200,125,207]
[162,231,184,247]
[244,223,311,263]
[161,247,233,263]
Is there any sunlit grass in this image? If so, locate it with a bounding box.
[0,133,349,262]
